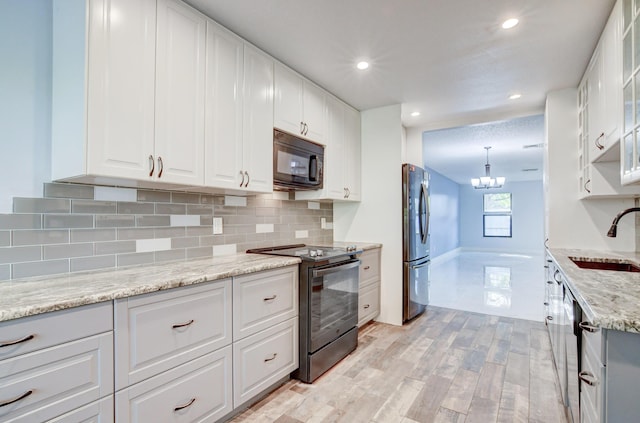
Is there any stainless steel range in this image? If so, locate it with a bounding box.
[247,244,361,383]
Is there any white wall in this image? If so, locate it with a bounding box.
[0,1,52,212]
[334,104,404,326]
[403,126,424,166]
[545,89,636,251]
[459,181,544,254]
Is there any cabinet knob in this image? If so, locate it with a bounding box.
[263,295,277,301]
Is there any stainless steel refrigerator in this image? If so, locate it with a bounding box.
[402,163,430,322]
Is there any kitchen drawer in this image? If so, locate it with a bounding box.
[581,319,604,363]
[233,317,298,407]
[0,332,113,423]
[0,302,112,361]
[115,278,232,390]
[580,339,604,423]
[359,248,380,287]
[116,345,233,423]
[233,266,298,340]
[49,396,113,423]
[358,282,380,327]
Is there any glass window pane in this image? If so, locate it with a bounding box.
[636,74,640,125]
[624,132,634,173]
[624,0,633,30]
[636,128,640,171]
[635,18,640,71]
[483,215,512,237]
[483,193,511,213]
[624,31,633,82]
[625,81,633,132]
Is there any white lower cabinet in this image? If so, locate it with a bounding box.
[233,318,298,408]
[49,397,114,423]
[114,278,232,390]
[116,346,233,423]
[358,248,381,327]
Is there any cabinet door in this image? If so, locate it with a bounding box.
[242,45,274,193]
[274,63,304,136]
[344,105,362,201]
[155,0,206,185]
[302,80,326,143]
[204,20,244,190]
[587,49,605,160]
[602,3,622,145]
[325,96,347,199]
[86,0,156,180]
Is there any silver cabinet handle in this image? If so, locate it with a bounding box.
[579,321,599,333]
[174,397,196,412]
[0,334,34,348]
[172,319,194,329]
[546,316,553,321]
[300,121,304,135]
[239,170,245,187]
[157,156,164,178]
[594,132,605,150]
[553,269,561,284]
[244,171,250,187]
[363,304,370,309]
[544,302,550,306]
[579,371,598,386]
[0,390,33,408]
[584,179,591,194]
[304,123,309,135]
[263,295,277,301]
[363,266,370,270]
[547,280,553,285]
[346,188,351,198]
[264,353,277,362]
[148,154,155,176]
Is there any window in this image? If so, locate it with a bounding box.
[483,193,512,237]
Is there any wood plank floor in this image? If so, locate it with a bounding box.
[229,306,568,423]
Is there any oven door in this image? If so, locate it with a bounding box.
[308,259,359,353]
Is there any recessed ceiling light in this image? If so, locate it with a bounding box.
[411,111,421,117]
[509,93,522,100]
[502,18,519,29]
[356,61,369,70]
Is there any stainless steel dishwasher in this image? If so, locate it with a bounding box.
[564,285,582,423]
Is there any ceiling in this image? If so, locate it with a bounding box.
[185,0,615,183]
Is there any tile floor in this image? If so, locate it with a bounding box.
[429,250,545,322]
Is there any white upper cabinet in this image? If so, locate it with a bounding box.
[155,0,206,186]
[241,45,275,193]
[296,95,361,202]
[204,20,244,190]
[53,0,157,183]
[274,63,326,143]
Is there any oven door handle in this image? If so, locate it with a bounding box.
[312,260,360,278]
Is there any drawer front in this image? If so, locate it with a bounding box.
[233,266,298,340]
[0,333,113,423]
[0,302,112,361]
[359,248,380,286]
[581,320,603,363]
[115,278,232,389]
[49,396,113,423]
[358,283,380,327]
[115,346,233,423]
[580,340,604,422]
[233,317,298,407]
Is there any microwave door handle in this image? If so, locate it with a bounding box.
[309,155,317,182]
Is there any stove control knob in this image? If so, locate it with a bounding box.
[346,245,357,252]
[309,250,317,257]
[316,249,324,256]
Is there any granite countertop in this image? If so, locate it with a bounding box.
[549,248,640,333]
[0,253,300,323]
[330,241,382,251]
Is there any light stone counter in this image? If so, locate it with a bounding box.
[329,241,382,251]
[549,248,640,333]
[0,253,300,323]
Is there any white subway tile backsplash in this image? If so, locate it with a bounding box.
[43,243,93,260]
[256,224,274,233]
[0,264,9,280]
[170,215,201,227]
[13,230,69,246]
[95,215,135,228]
[0,214,42,230]
[117,202,155,214]
[71,255,116,272]
[0,246,41,264]
[0,231,9,247]
[94,186,137,202]
[44,183,94,199]
[13,198,70,214]
[71,200,117,214]
[295,230,309,239]
[136,215,170,227]
[94,240,136,255]
[136,238,171,253]
[186,246,212,259]
[117,252,154,267]
[71,228,116,243]
[44,214,93,229]
[12,259,69,279]
[308,202,320,210]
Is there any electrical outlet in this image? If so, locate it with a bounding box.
[213,217,223,234]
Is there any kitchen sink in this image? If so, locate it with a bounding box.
[569,257,640,272]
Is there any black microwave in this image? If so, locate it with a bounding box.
[273,129,324,191]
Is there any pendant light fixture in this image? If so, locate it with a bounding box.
[471,146,505,189]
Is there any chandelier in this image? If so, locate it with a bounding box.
[471,146,505,189]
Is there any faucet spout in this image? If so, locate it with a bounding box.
[607,207,640,237]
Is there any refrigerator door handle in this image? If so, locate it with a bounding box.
[410,261,430,270]
[419,182,428,244]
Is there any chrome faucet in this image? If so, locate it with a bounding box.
[607,207,640,237]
